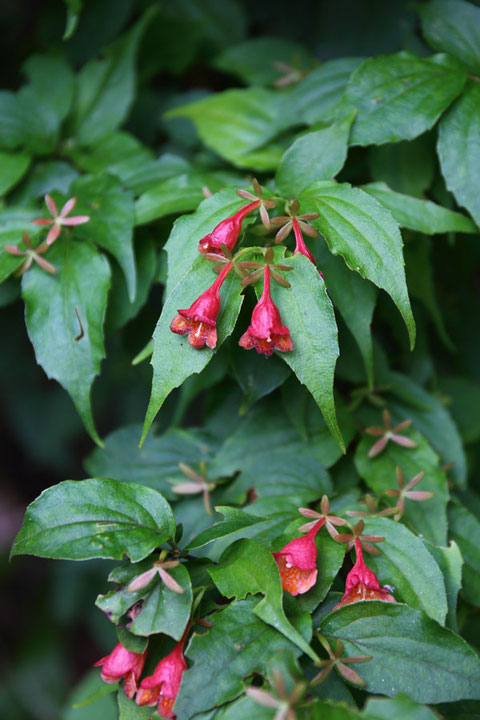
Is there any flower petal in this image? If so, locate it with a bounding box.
[45,194,58,217]
[61,215,91,225]
[46,224,61,246]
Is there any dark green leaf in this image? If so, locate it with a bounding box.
[135,173,223,225]
[301,181,415,349]
[364,694,441,720]
[0,89,58,154]
[289,58,365,126]
[362,517,448,624]
[448,502,480,608]
[186,507,269,551]
[320,602,480,702]
[0,151,31,196]
[23,54,75,122]
[117,691,152,720]
[174,597,311,719]
[368,135,435,198]
[11,477,175,561]
[438,81,480,226]
[276,112,356,197]
[418,0,480,75]
[346,52,467,146]
[115,626,148,653]
[269,252,343,451]
[438,376,480,445]
[22,239,111,445]
[72,173,136,301]
[424,539,463,631]
[129,564,192,639]
[140,259,243,446]
[354,428,448,544]
[107,236,156,331]
[231,347,291,415]
[362,182,477,234]
[213,36,312,86]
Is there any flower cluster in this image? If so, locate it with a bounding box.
[4,194,90,275]
[95,627,190,719]
[169,183,321,357]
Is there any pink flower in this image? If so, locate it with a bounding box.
[32,194,90,246]
[94,642,147,699]
[170,263,233,349]
[272,519,324,596]
[136,631,189,718]
[335,538,396,608]
[198,201,260,256]
[239,265,293,357]
[292,217,316,266]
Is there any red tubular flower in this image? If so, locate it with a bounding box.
[170,263,233,349]
[335,538,396,608]
[272,519,324,596]
[136,630,189,719]
[94,642,147,699]
[239,265,293,357]
[292,218,315,265]
[198,201,260,256]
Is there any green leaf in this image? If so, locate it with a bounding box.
[67,669,117,714]
[320,602,480,703]
[301,181,415,349]
[0,151,31,196]
[71,173,136,302]
[275,112,356,197]
[362,517,448,624]
[14,160,79,204]
[269,252,343,451]
[438,376,480,445]
[0,89,58,154]
[166,88,291,170]
[107,236,156,331]
[117,691,152,720]
[213,36,312,86]
[364,694,442,720]
[289,58,365,126]
[22,239,111,445]
[362,182,477,234]
[448,502,480,608]
[314,240,377,389]
[209,539,317,660]
[135,173,223,225]
[0,209,41,282]
[345,52,467,146]
[85,424,214,499]
[72,9,156,145]
[424,540,463,631]
[368,135,435,198]
[140,259,244,446]
[174,597,311,719]
[418,0,480,75]
[11,477,175,562]
[438,81,480,227]
[186,507,269,551]
[23,54,75,122]
[115,626,148,654]
[231,347,290,415]
[354,428,448,545]
[63,0,82,40]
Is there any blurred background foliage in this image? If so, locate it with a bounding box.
[2,1,480,718]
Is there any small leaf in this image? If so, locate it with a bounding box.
[186,506,268,551]
[11,478,175,562]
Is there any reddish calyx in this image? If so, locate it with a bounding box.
[198,201,260,257]
[170,263,233,349]
[336,538,396,608]
[239,265,293,357]
[272,519,324,596]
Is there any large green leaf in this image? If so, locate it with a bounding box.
[320,602,480,703]
[117,692,152,720]
[418,0,480,75]
[0,151,31,196]
[362,517,447,624]
[22,239,111,445]
[354,428,448,545]
[289,58,365,126]
[135,173,224,225]
[166,88,291,170]
[438,81,480,227]
[213,36,312,86]
[300,181,415,349]
[364,694,444,720]
[71,173,136,301]
[209,539,317,660]
[186,507,268,551]
[85,424,215,499]
[362,182,477,234]
[97,560,192,640]
[174,597,311,719]
[448,502,480,608]
[72,9,156,145]
[345,52,467,146]
[275,112,355,197]
[0,89,58,154]
[314,240,377,389]
[23,54,75,122]
[11,477,175,562]
[269,252,343,451]
[140,258,244,446]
